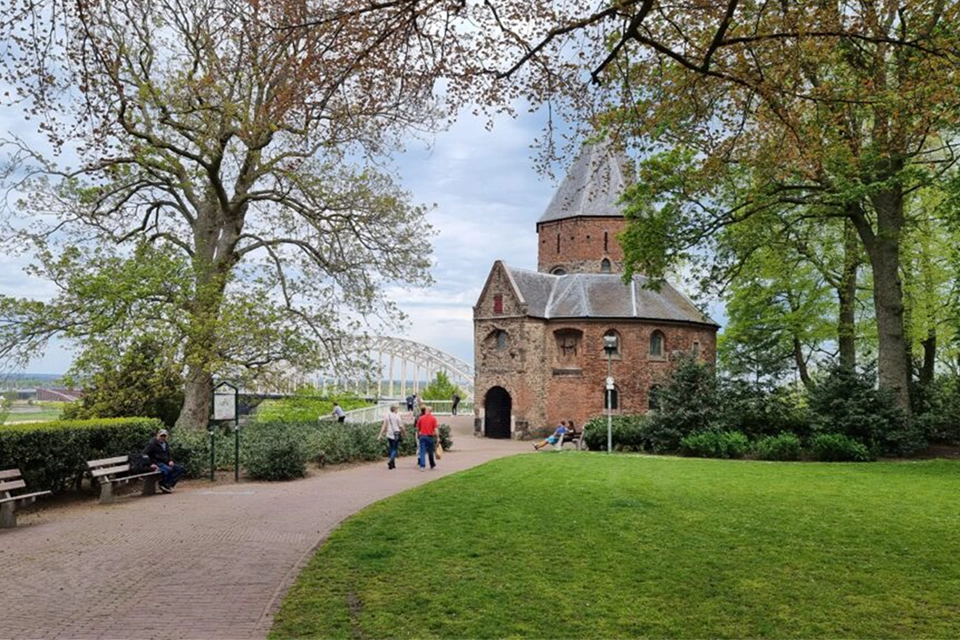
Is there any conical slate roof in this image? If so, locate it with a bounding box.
[538,141,631,224]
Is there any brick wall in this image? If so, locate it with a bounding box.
[537,217,627,274]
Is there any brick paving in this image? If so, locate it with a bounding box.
[0,417,529,640]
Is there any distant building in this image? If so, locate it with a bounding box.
[473,142,719,439]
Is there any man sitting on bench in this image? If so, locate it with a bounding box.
[534,421,568,450]
[143,429,185,493]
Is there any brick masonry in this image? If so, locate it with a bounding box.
[475,216,718,439]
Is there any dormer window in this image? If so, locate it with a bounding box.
[600,258,612,273]
[551,267,566,275]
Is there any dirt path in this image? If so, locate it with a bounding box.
[0,418,529,640]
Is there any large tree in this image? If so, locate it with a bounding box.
[0,0,462,427]
[468,1,960,411]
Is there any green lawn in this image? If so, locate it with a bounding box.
[4,408,63,423]
[271,454,960,639]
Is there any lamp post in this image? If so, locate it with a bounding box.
[603,335,618,453]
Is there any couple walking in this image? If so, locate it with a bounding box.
[378,404,440,471]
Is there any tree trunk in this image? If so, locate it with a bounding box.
[792,335,813,390]
[837,219,859,368]
[856,189,911,412]
[921,328,936,386]
[177,362,214,430]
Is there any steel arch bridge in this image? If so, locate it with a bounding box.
[313,336,474,400]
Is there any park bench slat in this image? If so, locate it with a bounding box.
[0,479,27,493]
[0,490,50,505]
[89,464,133,478]
[86,456,129,468]
[0,468,21,480]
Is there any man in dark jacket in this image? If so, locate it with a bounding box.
[143,429,185,493]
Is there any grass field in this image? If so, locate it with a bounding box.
[4,408,63,423]
[271,454,960,639]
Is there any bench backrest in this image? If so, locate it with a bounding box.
[87,456,132,479]
[0,468,28,497]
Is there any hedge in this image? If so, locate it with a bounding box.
[0,417,165,493]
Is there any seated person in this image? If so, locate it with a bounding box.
[143,428,185,493]
[534,421,567,450]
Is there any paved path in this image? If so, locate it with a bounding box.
[0,418,530,640]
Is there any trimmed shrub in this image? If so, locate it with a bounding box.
[809,433,872,462]
[582,414,652,452]
[752,433,802,461]
[680,430,750,459]
[0,417,164,492]
[243,424,309,480]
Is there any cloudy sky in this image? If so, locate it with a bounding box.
[1,108,567,374]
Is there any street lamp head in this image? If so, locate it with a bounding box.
[603,335,618,354]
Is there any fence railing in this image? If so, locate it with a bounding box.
[339,400,474,424]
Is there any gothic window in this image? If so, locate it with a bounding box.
[493,294,503,315]
[649,331,665,358]
[600,258,612,273]
[496,330,508,351]
[554,329,582,365]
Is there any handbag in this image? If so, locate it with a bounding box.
[435,440,443,459]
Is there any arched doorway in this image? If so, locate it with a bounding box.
[484,386,512,439]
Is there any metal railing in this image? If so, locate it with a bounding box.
[339,400,474,424]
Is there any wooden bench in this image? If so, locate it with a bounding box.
[555,427,586,451]
[0,468,52,528]
[86,455,160,504]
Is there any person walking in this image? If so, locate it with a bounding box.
[332,402,346,423]
[416,405,439,471]
[451,392,461,416]
[378,405,405,470]
[142,428,185,493]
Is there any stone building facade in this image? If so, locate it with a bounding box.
[473,143,719,439]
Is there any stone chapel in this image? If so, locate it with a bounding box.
[473,142,720,439]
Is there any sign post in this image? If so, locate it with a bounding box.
[211,381,240,482]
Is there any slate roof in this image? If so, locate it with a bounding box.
[504,265,719,327]
[538,141,631,224]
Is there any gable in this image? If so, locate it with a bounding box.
[474,260,526,319]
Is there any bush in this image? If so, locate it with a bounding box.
[680,430,750,459]
[913,375,960,445]
[715,380,811,439]
[752,433,802,461]
[0,417,164,492]
[809,433,872,462]
[243,424,309,480]
[807,364,915,456]
[646,355,720,451]
[582,415,652,452]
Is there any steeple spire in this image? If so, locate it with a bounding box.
[538,140,631,224]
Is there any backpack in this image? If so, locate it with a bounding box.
[128,453,152,473]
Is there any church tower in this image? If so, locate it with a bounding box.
[536,142,631,275]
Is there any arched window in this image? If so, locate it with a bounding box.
[648,385,662,411]
[496,330,508,351]
[551,267,567,275]
[649,331,665,358]
[604,385,619,410]
[600,258,612,273]
[692,341,701,358]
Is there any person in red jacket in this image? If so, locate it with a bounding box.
[416,405,439,471]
